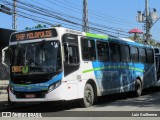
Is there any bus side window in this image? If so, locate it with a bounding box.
[81,38,96,61]
[139,48,147,63]
[62,34,79,64]
[130,46,139,63]
[68,45,79,64]
[146,49,154,63]
[96,41,109,62]
[64,44,79,64]
[120,45,130,62]
[109,42,120,62]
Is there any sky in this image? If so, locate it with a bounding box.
[0,0,160,41]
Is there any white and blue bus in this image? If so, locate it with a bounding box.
[154,47,160,86]
[2,27,159,107]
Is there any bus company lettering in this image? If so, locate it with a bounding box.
[16,30,52,40]
[26,30,52,39]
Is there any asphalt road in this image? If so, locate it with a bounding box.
[0,87,160,119]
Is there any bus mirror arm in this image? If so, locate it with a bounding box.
[2,46,11,67]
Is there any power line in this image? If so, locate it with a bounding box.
[14,0,128,33]
[22,0,139,29]
[32,0,141,29]
[0,0,142,39]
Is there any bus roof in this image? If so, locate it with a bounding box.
[109,37,154,48]
[9,27,155,49]
[86,32,109,39]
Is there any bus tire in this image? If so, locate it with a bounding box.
[80,83,94,108]
[134,79,142,97]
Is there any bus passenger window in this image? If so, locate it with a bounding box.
[96,41,109,62]
[109,43,120,62]
[81,38,96,61]
[146,49,154,63]
[120,45,130,62]
[130,46,139,62]
[139,48,146,63]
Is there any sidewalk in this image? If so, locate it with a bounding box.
[0,94,9,111]
[0,94,7,101]
[0,80,40,111]
[0,80,8,94]
[0,94,33,111]
[0,80,9,110]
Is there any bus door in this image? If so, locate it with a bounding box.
[154,48,160,85]
[155,55,160,81]
[62,34,80,99]
[130,46,140,89]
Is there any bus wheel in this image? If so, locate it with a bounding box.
[80,83,94,108]
[134,79,142,97]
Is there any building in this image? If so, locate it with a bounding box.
[0,28,15,80]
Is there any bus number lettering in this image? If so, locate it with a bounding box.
[16,34,26,41]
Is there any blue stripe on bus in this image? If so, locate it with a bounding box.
[91,61,155,94]
[10,72,63,92]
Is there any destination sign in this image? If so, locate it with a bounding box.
[11,29,57,42]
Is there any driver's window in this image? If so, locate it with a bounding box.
[63,34,79,64]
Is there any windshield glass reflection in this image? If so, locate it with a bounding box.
[11,41,61,75]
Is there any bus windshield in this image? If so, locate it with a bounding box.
[11,41,61,75]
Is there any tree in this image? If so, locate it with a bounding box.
[25,24,47,30]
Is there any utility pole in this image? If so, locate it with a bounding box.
[145,0,150,42]
[13,0,17,30]
[82,0,89,32]
[136,0,159,43]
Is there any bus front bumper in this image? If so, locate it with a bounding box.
[9,85,66,102]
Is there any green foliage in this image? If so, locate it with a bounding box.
[51,24,61,27]
[128,34,143,43]
[128,34,160,47]
[148,39,160,47]
[25,24,47,30]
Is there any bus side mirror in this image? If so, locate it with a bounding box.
[2,46,11,66]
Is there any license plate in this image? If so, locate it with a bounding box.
[25,94,36,98]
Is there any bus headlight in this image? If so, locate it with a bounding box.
[48,81,61,93]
